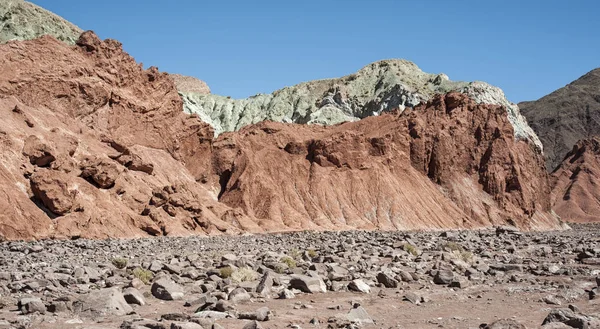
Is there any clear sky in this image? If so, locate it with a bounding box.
[30,0,599,103]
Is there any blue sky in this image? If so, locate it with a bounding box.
[31,0,599,102]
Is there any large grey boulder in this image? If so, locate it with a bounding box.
[289,274,326,293]
[74,287,132,317]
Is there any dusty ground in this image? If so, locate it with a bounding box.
[0,225,599,329]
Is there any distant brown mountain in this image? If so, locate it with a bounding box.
[519,68,600,171]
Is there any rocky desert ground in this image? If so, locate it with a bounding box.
[1,2,600,329]
[0,225,599,329]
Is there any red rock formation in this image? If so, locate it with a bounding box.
[0,31,561,240]
[170,74,211,95]
[0,32,243,240]
[551,137,600,222]
[211,93,558,232]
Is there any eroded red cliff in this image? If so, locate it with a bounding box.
[210,93,557,232]
[0,32,243,239]
[0,32,561,240]
[551,137,600,223]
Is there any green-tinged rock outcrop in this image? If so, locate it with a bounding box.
[181,59,543,152]
[0,0,82,44]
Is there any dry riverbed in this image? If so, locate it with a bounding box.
[0,225,599,329]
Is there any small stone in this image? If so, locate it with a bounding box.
[170,322,204,329]
[547,265,561,274]
[403,292,421,305]
[221,254,238,262]
[376,272,398,288]
[164,264,182,275]
[151,278,184,300]
[242,320,264,329]
[162,313,190,322]
[542,295,562,305]
[193,311,230,319]
[348,279,371,293]
[255,307,271,321]
[47,301,68,313]
[449,278,469,289]
[256,271,277,296]
[433,269,454,285]
[484,319,527,329]
[215,299,234,312]
[398,270,414,282]
[19,297,46,314]
[130,278,145,289]
[346,306,374,324]
[123,287,146,306]
[279,289,295,299]
[289,274,326,293]
[228,287,251,303]
[149,260,163,272]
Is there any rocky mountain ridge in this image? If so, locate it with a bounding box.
[0,0,82,44]
[1,2,543,153]
[0,32,561,240]
[519,68,600,224]
[181,60,543,153]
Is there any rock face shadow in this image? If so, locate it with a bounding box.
[29,196,58,220]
